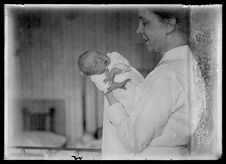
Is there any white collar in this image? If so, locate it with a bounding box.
[157,45,192,66]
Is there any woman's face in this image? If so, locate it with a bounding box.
[137,9,168,53]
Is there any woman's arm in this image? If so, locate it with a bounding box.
[104,78,131,105]
[106,78,131,94]
[105,91,118,105]
[104,75,178,153]
[104,67,123,84]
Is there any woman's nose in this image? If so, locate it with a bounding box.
[136,23,143,34]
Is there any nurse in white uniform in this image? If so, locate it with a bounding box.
[102,6,206,160]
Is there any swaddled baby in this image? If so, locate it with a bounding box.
[78,50,144,115]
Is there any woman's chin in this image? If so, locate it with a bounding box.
[146,43,160,54]
[146,45,154,53]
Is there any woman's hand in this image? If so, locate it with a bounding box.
[106,78,131,94]
[104,67,123,84]
[104,79,131,106]
[104,71,115,84]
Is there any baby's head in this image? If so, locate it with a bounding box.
[78,50,110,76]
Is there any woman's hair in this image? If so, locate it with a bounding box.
[150,6,190,41]
[77,51,93,76]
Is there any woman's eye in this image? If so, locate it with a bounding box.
[143,21,149,25]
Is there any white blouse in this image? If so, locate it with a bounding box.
[102,45,206,159]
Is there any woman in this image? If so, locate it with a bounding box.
[102,6,206,160]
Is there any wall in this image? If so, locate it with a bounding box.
[189,6,221,156]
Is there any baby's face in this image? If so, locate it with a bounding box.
[84,51,110,75]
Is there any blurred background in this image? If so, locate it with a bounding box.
[6,6,158,149]
[5,5,221,156]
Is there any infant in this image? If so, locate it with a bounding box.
[78,50,144,115]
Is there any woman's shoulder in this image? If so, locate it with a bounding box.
[143,64,180,90]
[151,63,177,80]
[146,62,189,91]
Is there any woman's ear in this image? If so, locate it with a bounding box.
[165,17,176,35]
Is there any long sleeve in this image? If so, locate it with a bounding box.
[105,73,179,153]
